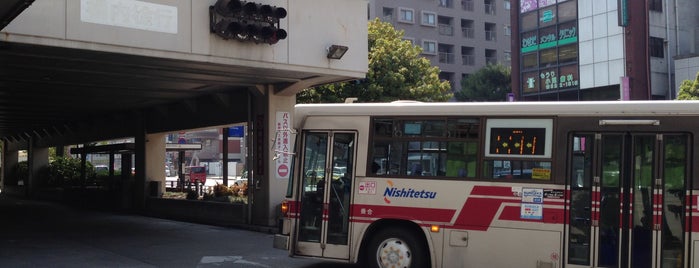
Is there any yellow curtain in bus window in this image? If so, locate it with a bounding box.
[531,167,551,180]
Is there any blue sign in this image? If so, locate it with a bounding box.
[229,126,245,137]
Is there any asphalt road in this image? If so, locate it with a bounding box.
[0,193,359,268]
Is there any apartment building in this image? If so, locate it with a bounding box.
[368,0,512,93]
[511,0,699,101]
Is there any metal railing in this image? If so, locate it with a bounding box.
[461,0,474,11]
[439,52,455,64]
[439,24,454,36]
[462,27,474,38]
[485,30,497,41]
[462,55,475,65]
[485,3,496,14]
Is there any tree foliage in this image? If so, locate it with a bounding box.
[454,64,511,102]
[677,71,699,100]
[297,18,452,103]
[48,156,94,186]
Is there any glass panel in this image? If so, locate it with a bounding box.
[558,0,577,23]
[445,141,477,178]
[539,48,557,68]
[558,44,578,64]
[558,65,580,89]
[522,53,538,70]
[408,141,446,176]
[326,133,355,245]
[483,160,552,180]
[388,141,405,175]
[631,135,654,268]
[521,11,538,31]
[568,134,592,265]
[661,135,687,268]
[298,133,328,242]
[522,71,540,93]
[374,119,395,137]
[599,135,622,267]
[539,6,557,28]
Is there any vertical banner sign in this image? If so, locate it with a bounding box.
[275,112,291,180]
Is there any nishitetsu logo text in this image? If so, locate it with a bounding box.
[383,180,437,204]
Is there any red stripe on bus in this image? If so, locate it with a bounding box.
[470,185,517,197]
[350,205,455,222]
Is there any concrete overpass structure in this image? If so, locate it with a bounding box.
[0,0,367,227]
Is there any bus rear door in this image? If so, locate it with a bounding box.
[566,132,689,268]
[294,131,355,260]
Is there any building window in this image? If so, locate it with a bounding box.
[403,37,415,45]
[557,0,577,23]
[439,72,455,89]
[421,11,437,26]
[438,16,454,36]
[485,0,496,15]
[504,0,510,10]
[382,7,394,21]
[398,7,414,23]
[485,23,497,41]
[462,0,474,11]
[504,25,511,36]
[439,44,455,64]
[485,49,497,65]
[462,46,475,66]
[439,0,453,8]
[558,44,578,64]
[461,19,474,38]
[539,48,557,67]
[522,53,537,70]
[650,37,664,58]
[422,40,437,54]
[504,51,511,64]
[650,0,662,12]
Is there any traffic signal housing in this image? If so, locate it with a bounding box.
[210,0,287,45]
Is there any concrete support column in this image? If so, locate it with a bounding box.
[251,86,296,227]
[134,128,147,210]
[145,133,166,197]
[27,139,49,197]
[2,141,19,188]
[222,127,229,186]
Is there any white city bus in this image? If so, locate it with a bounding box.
[273,101,699,268]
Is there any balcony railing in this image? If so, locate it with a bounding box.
[439,52,455,64]
[439,0,453,8]
[462,27,474,38]
[486,56,497,65]
[439,24,454,36]
[485,30,496,41]
[485,4,496,14]
[462,55,475,66]
[461,0,474,11]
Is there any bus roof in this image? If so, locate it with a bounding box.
[295,101,699,117]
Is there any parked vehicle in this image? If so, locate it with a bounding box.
[185,166,206,184]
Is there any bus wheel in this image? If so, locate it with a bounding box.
[367,227,428,268]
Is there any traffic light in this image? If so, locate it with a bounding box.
[210,0,287,45]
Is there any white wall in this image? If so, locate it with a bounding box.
[675,56,699,96]
[578,0,624,90]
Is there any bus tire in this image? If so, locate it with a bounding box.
[366,227,428,268]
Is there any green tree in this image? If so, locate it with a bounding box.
[677,71,699,100]
[297,18,452,103]
[454,64,511,102]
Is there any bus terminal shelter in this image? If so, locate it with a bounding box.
[0,0,367,228]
